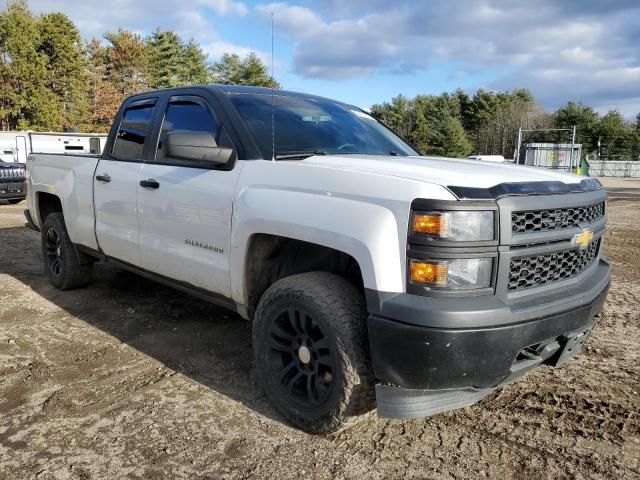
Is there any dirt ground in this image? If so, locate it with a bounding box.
[0,199,638,480]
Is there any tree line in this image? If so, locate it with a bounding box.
[0,0,277,132]
[370,90,640,161]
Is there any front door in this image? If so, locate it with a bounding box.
[137,95,241,297]
[94,99,157,266]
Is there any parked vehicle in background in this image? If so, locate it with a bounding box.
[0,159,26,203]
[25,85,610,433]
[467,154,512,163]
[0,131,107,163]
[0,148,17,163]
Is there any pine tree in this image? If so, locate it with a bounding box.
[552,101,600,152]
[429,115,473,158]
[371,95,413,139]
[241,52,279,88]
[469,89,498,136]
[104,29,150,95]
[147,29,185,88]
[210,52,279,88]
[410,111,430,155]
[38,12,89,130]
[0,12,20,130]
[181,39,209,85]
[632,114,640,160]
[210,53,242,84]
[452,89,473,130]
[0,0,59,130]
[596,110,633,160]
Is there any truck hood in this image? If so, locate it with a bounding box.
[301,154,583,190]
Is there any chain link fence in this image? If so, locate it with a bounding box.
[587,161,640,177]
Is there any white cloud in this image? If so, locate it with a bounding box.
[198,0,248,16]
[255,3,324,38]
[254,1,640,114]
[28,0,248,41]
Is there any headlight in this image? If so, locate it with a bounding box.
[412,211,494,241]
[410,258,493,290]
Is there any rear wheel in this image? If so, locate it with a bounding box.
[253,271,374,434]
[41,212,93,289]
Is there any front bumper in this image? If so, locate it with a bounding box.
[367,259,610,418]
[0,182,25,200]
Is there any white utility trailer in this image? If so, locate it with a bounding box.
[0,131,108,163]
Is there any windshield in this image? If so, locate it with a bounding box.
[228,93,419,159]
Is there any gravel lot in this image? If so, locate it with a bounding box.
[0,199,639,480]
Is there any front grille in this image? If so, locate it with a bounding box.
[511,202,604,234]
[508,239,601,291]
[0,167,25,180]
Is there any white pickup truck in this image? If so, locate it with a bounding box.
[25,85,610,433]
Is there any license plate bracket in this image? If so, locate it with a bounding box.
[553,328,592,366]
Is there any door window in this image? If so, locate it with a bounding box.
[89,137,101,154]
[156,100,220,161]
[112,104,155,160]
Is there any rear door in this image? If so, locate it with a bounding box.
[136,93,242,297]
[94,98,158,266]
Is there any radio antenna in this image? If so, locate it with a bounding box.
[271,11,276,162]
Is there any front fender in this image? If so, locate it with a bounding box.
[230,181,452,306]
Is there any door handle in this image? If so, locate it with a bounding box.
[95,173,111,183]
[140,179,160,189]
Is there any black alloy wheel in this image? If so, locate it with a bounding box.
[41,212,93,290]
[253,271,374,434]
[45,226,63,278]
[267,306,335,407]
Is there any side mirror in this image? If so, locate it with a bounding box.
[164,131,234,166]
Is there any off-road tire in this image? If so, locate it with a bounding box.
[253,271,374,434]
[41,212,93,289]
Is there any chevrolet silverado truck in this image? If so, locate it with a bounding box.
[1,159,26,204]
[25,85,610,433]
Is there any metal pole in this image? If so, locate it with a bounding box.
[271,13,274,80]
[570,125,576,173]
[515,127,522,165]
[270,12,275,162]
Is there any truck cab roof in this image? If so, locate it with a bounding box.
[126,84,354,108]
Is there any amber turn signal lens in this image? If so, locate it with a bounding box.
[410,260,448,286]
[412,213,450,236]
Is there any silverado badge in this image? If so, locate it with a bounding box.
[572,228,594,250]
[185,239,224,254]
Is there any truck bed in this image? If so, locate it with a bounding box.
[27,153,100,249]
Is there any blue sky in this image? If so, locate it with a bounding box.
[28,0,640,117]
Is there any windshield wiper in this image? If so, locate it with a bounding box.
[274,150,327,160]
[330,151,408,157]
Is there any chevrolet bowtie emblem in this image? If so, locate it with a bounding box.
[572,228,594,250]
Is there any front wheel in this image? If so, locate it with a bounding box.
[253,272,374,434]
[41,212,93,289]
